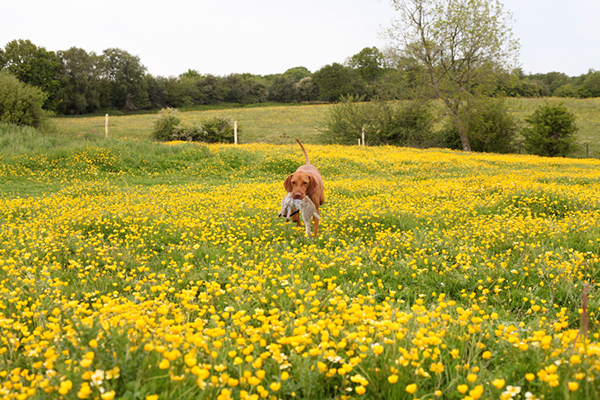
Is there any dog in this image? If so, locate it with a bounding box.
[284,139,324,236]
[278,192,321,237]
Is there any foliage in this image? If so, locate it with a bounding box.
[152,107,182,141]
[1,142,600,400]
[56,47,103,115]
[268,76,297,103]
[312,63,361,102]
[0,71,51,127]
[522,102,578,157]
[152,108,237,143]
[387,0,520,151]
[199,115,236,143]
[101,48,149,111]
[441,97,518,153]
[346,47,386,83]
[320,96,435,147]
[0,39,62,110]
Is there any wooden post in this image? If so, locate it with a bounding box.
[361,126,365,146]
[358,139,361,146]
[586,143,589,158]
[234,121,238,145]
[105,114,108,138]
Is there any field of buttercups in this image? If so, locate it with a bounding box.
[1,142,599,400]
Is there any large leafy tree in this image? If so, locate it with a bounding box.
[347,47,386,83]
[56,47,102,114]
[100,48,149,111]
[0,39,61,110]
[313,63,360,102]
[387,0,519,151]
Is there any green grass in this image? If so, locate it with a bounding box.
[0,134,599,399]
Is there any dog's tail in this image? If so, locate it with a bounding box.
[296,138,310,165]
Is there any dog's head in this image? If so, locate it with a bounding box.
[284,171,317,200]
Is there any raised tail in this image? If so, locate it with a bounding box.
[296,138,310,165]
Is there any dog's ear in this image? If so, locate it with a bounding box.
[306,174,318,196]
[284,174,294,192]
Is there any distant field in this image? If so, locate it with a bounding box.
[53,98,600,157]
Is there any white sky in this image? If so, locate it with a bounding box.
[2,0,599,77]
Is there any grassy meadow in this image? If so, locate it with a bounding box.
[52,98,600,157]
[1,120,600,400]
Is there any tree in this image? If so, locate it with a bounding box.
[0,71,50,127]
[0,39,62,110]
[441,97,517,153]
[100,48,149,111]
[268,76,297,103]
[56,47,102,114]
[312,63,360,102]
[522,102,577,157]
[347,47,386,83]
[296,77,319,102]
[386,0,519,151]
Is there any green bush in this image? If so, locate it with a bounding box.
[152,108,237,143]
[320,96,434,147]
[522,102,577,157]
[0,71,51,127]
[152,107,181,141]
[440,98,518,153]
[200,116,236,144]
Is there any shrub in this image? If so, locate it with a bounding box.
[522,102,577,157]
[440,98,518,153]
[152,107,181,141]
[200,116,236,144]
[320,96,434,147]
[0,71,51,127]
[151,109,237,143]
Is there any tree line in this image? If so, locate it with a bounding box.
[1,39,599,116]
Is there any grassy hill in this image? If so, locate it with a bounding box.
[52,98,600,158]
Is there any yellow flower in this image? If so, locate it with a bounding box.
[388,374,398,384]
[405,383,417,394]
[467,373,477,382]
[101,391,116,400]
[270,382,281,391]
[159,359,170,369]
[525,373,535,381]
[570,355,581,364]
[492,379,505,389]
[568,381,579,391]
[281,371,289,381]
[355,385,366,395]
[482,351,492,359]
[146,396,158,400]
[457,384,469,394]
[469,385,484,400]
[430,362,445,374]
[59,380,73,395]
[372,344,384,355]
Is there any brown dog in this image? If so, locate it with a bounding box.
[284,139,324,236]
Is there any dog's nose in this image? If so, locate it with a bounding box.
[293,192,304,199]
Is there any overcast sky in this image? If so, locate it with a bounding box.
[2,0,599,78]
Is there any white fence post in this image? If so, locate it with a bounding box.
[361,126,365,146]
[105,114,109,138]
[234,121,238,144]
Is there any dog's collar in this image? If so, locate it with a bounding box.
[290,209,300,217]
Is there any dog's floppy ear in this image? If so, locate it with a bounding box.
[284,174,294,192]
[306,174,318,196]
